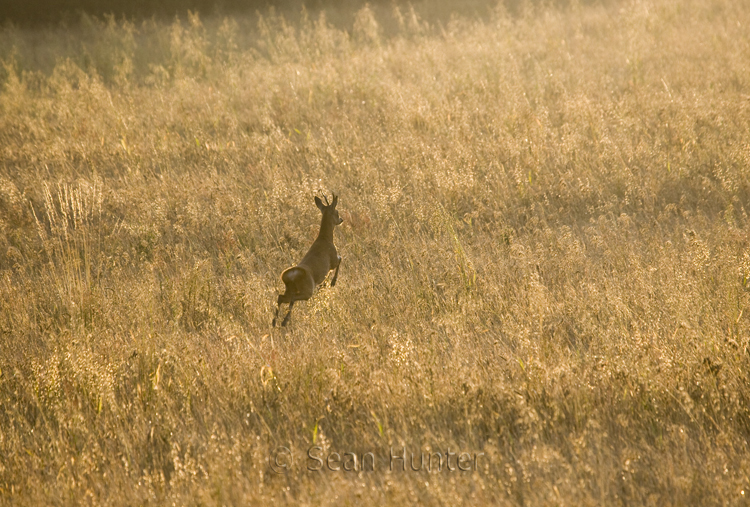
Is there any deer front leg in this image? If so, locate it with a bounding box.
[330,255,342,287]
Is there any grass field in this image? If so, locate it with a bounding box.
[1,0,750,504]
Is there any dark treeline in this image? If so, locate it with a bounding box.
[0,0,459,26]
[0,0,606,27]
[1,0,299,25]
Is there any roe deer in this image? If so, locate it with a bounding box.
[272,194,343,327]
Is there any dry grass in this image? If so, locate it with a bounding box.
[1,0,750,504]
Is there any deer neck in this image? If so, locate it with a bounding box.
[316,214,334,243]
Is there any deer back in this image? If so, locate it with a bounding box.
[298,238,337,285]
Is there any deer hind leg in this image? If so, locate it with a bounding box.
[276,276,313,327]
[272,293,289,327]
[281,300,296,327]
[330,255,342,287]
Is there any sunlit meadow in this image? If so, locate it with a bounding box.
[1,0,750,504]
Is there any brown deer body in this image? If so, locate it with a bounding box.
[272,194,343,327]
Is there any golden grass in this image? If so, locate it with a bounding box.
[1,0,750,504]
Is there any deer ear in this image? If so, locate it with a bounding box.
[331,194,338,208]
[315,196,325,210]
